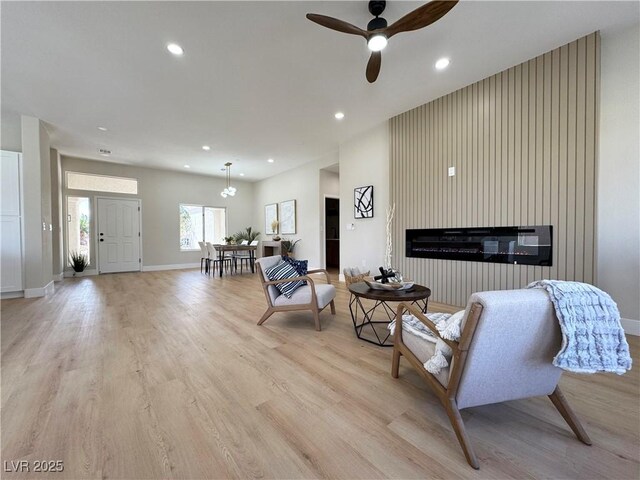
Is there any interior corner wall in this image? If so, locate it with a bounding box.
[50,148,63,277]
[60,156,255,269]
[21,115,53,293]
[252,151,338,268]
[339,122,389,275]
[389,33,600,307]
[598,23,640,323]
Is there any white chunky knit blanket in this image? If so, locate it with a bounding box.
[528,280,632,374]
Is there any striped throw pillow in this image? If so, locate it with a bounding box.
[264,261,305,298]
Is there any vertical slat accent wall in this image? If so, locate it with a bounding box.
[389,33,599,307]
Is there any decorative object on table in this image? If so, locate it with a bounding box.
[69,251,88,276]
[220,162,237,198]
[233,226,260,244]
[223,236,236,245]
[343,267,370,286]
[384,203,396,269]
[265,204,278,235]
[279,199,297,234]
[354,185,374,218]
[374,266,396,283]
[280,238,300,257]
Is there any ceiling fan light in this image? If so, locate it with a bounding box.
[367,34,387,52]
[228,190,236,196]
[228,186,237,194]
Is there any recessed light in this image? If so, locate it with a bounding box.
[435,57,450,70]
[240,173,245,176]
[167,43,184,56]
[97,126,108,131]
[202,145,210,151]
[184,165,190,168]
[334,112,345,120]
[267,158,274,163]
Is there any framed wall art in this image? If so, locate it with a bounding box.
[279,199,297,234]
[354,185,374,219]
[265,203,278,234]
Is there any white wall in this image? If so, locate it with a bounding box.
[339,122,389,275]
[21,115,53,295]
[61,156,254,269]
[252,152,338,267]
[598,23,640,327]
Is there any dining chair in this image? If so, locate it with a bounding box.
[198,241,209,273]
[206,242,233,275]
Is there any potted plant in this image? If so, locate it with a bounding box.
[233,227,260,244]
[69,251,88,277]
[281,238,300,258]
[223,236,236,245]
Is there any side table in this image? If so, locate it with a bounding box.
[348,282,431,346]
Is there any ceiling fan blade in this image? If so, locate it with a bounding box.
[385,1,458,38]
[306,13,368,38]
[366,51,382,83]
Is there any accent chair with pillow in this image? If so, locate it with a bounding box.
[391,289,592,469]
[255,255,336,331]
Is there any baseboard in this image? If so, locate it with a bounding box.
[142,263,200,272]
[53,272,64,282]
[1,291,24,299]
[24,280,55,298]
[621,318,640,336]
[64,269,98,278]
[339,273,345,282]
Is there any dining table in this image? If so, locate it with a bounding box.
[212,244,257,277]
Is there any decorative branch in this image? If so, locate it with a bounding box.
[384,203,396,269]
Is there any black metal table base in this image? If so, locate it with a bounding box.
[348,294,428,347]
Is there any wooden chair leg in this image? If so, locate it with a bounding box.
[257,309,274,326]
[548,386,592,445]
[313,308,321,331]
[443,400,480,470]
[330,300,336,314]
[391,346,401,378]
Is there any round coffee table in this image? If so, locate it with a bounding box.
[348,282,431,347]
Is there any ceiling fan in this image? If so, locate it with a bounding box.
[306,1,458,83]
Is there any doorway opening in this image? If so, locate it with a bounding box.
[325,197,340,272]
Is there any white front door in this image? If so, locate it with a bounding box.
[97,198,141,273]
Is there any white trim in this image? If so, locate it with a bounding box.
[621,318,640,336]
[142,263,200,272]
[339,273,345,282]
[64,268,98,278]
[53,272,64,282]
[1,291,24,299]
[24,280,55,298]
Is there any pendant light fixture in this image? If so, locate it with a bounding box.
[220,162,237,198]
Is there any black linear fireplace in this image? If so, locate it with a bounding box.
[406,226,552,266]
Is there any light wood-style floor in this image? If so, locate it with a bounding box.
[1,269,639,479]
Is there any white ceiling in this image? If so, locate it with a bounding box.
[2,1,638,180]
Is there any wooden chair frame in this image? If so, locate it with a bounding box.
[392,302,592,469]
[256,263,336,331]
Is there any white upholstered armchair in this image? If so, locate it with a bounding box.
[255,255,336,331]
[392,289,592,469]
